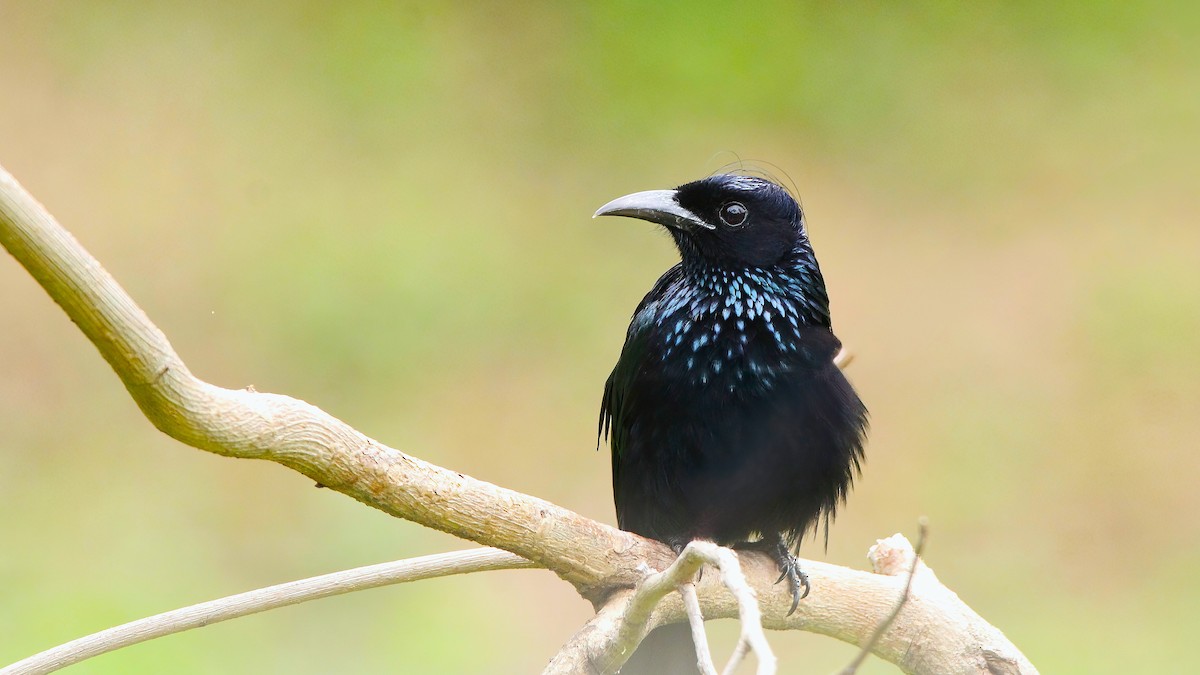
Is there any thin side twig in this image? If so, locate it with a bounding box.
[680,582,718,675]
[833,347,854,370]
[722,639,751,675]
[708,546,776,675]
[1,548,533,675]
[838,519,929,675]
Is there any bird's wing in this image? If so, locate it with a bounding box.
[599,266,685,496]
[747,327,867,547]
[600,316,650,496]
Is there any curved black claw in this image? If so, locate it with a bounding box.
[775,555,810,615]
[769,541,810,615]
[736,536,812,615]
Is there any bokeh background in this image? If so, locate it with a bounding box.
[2,2,1197,673]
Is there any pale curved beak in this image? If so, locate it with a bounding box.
[593,189,714,230]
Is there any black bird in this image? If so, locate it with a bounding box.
[596,174,867,669]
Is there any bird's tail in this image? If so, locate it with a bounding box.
[619,623,699,675]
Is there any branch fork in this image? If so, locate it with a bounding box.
[614,541,775,675]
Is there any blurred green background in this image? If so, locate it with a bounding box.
[1,2,1197,673]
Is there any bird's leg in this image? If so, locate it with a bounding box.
[736,535,810,615]
[670,539,704,583]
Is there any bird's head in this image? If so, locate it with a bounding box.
[594,174,805,268]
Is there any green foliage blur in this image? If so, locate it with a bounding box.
[2,2,1197,672]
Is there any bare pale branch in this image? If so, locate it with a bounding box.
[0,164,1037,675]
[0,549,532,675]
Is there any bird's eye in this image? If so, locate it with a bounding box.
[719,202,748,228]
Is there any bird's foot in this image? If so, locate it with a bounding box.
[772,546,810,616]
[736,537,810,615]
[670,540,704,583]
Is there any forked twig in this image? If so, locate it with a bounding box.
[599,541,775,675]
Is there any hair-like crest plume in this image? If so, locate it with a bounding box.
[704,151,805,214]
